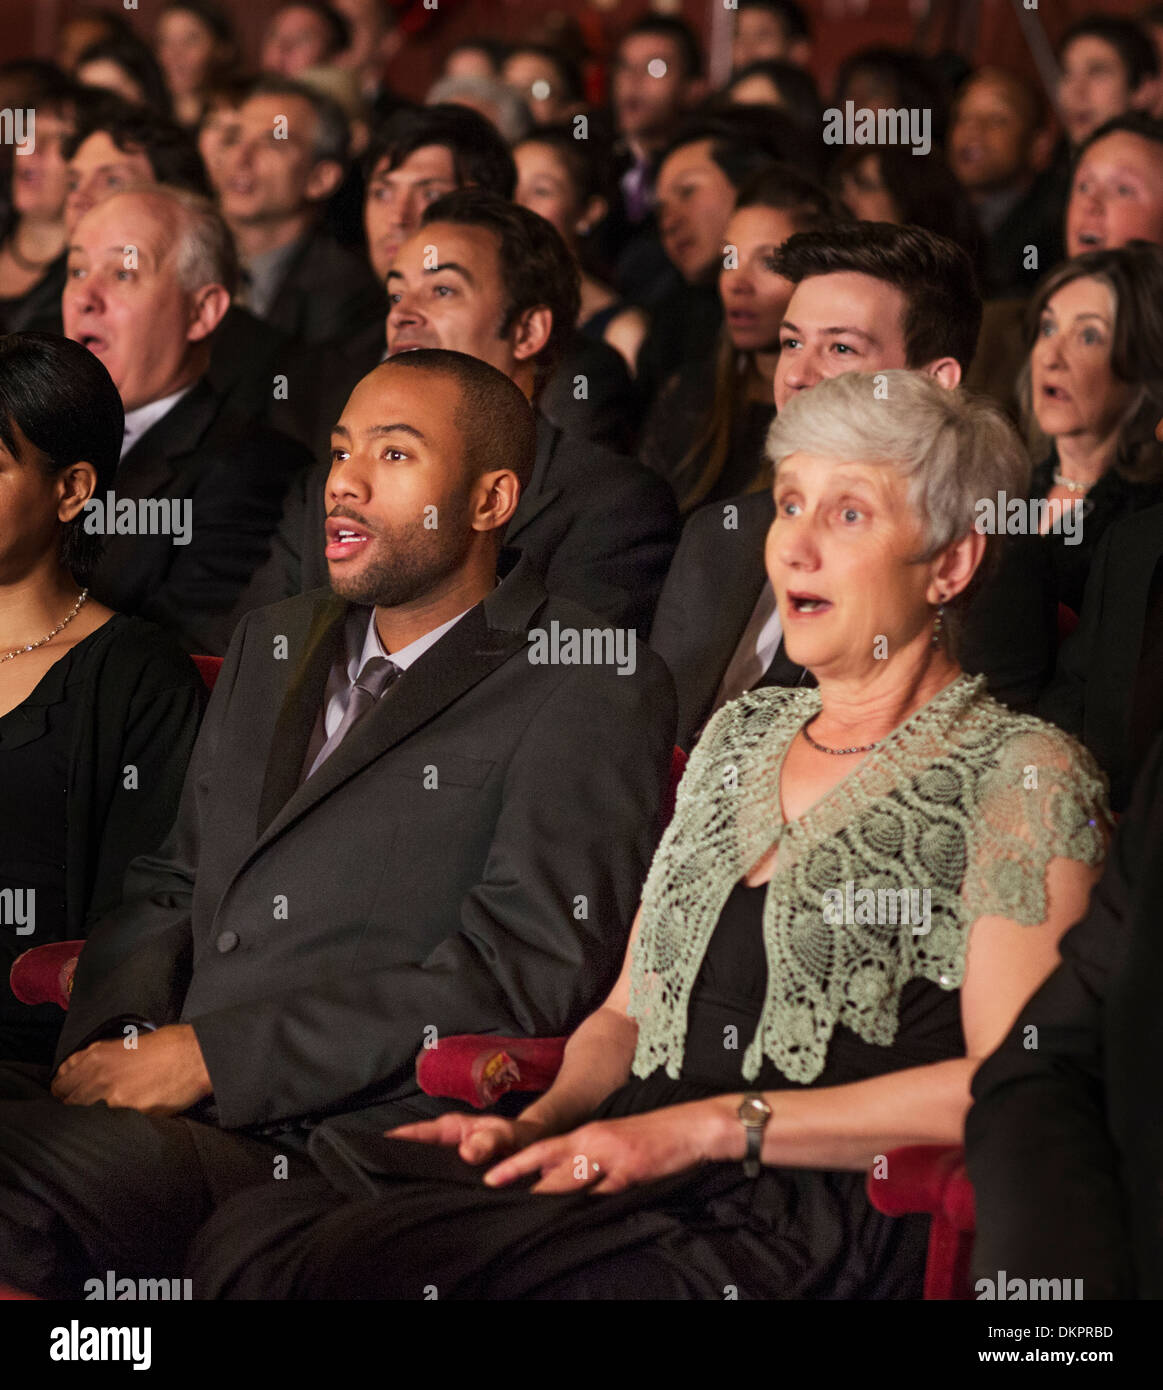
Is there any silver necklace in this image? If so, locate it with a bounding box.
[802,717,880,756]
[1051,471,1093,495]
[0,590,89,663]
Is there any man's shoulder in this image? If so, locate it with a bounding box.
[673,490,774,559]
[296,226,383,290]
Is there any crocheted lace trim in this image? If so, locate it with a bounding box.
[629,674,1110,1084]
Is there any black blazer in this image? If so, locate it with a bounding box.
[56,556,676,1139]
[651,491,1057,750]
[222,413,679,639]
[90,379,313,655]
[1039,501,1163,813]
[966,732,1163,1298]
[263,224,387,348]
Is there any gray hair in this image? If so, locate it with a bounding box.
[425,76,531,144]
[765,369,1032,619]
[116,183,239,298]
[246,75,351,165]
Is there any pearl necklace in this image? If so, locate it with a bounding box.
[0,590,89,663]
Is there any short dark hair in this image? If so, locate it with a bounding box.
[617,15,703,80]
[363,103,516,196]
[0,332,123,584]
[726,59,821,130]
[376,348,537,495]
[737,163,845,231]
[420,189,579,389]
[65,93,212,196]
[514,122,615,207]
[773,222,982,374]
[1076,111,1163,162]
[738,0,811,43]
[245,74,350,165]
[656,113,786,190]
[1060,16,1160,89]
[76,31,174,119]
[272,1,351,59]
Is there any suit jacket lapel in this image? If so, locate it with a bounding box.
[256,592,348,836]
[116,379,218,500]
[250,555,546,856]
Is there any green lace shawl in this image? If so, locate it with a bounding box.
[629,673,1111,1085]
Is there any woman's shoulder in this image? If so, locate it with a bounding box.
[963,692,1104,780]
[78,615,205,699]
[693,686,818,764]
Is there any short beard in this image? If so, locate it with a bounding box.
[328,497,476,609]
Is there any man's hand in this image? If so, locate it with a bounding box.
[51,1024,213,1116]
[386,1113,549,1165]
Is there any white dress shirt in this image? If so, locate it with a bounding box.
[120,384,196,460]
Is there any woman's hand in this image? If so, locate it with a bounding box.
[483,1100,734,1194]
[385,1112,550,1165]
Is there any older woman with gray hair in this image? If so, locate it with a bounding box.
[188,371,1112,1301]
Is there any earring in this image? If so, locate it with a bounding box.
[931,600,945,648]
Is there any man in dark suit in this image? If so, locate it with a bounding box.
[0,349,676,1298]
[1039,497,1163,813]
[966,731,1163,1298]
[63,186,312,654]
[230,190,678,643]
[213,76,386,347]
[652,223,1053,748]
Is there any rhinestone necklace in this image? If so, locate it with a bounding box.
[802,716,881,756]
[1051,471,1093,495]
[0,590,89,663]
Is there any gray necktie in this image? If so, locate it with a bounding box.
[307,655,401,778]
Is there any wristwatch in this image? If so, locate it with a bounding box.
[737,1093,772,1178]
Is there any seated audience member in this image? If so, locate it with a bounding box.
[60,95,296,427]
[155,0,240,130]
[0,349,676,1299]
[833,47,952,148]
[1057,16,1160,151]
[236,190,678,639]
[1040,490,1163,813]
[186,370,1109,1302]
[0,333,203,1066]
[212,77,386,347]
[652,222,1053,746]
[329,0,403,122]
[74,30,173,118]
[0,75,80,335]
[1066,113,1163,254]
[640,166,839,512]
[731,0,812,71]
[260,1,350,79]
[441,38,507,84]
[967,728,1163,1297]
[724,59,821,133]
[63,186,311,654]
[634,116,784,404]
[946,68,1060,299]
[1022,243,1163,616]
[501,44,585,128]
[513,124,649,375]
[830,146,983,276]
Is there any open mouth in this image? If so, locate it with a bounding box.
[787,592,833,616]
[325,518,374,561]
[78,332,108,353]
[1074,229,1103,248]
[1042,384,1070,402]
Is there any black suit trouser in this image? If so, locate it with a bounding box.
[0,1062,315,1299]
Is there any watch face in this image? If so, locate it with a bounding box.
[739,1096,771,1124]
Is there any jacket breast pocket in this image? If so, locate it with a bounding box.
[383,752,495,789]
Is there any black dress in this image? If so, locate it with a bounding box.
[189,881,942,1299]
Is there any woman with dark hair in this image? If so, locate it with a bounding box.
[513,124,648,374]
[724,58,821,134]
[1022,242,1163,613]
[75,30,174,118]
[639,165,844,512]
[830,146,984,272]
[155,0,240,129]
[0,333,204,1065]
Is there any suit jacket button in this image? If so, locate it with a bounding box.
[216,930,240,954]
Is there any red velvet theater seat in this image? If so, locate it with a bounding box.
[866,1145,976,1299]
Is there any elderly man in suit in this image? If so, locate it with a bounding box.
[0,348,676,1298]
[62,184,312,655]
